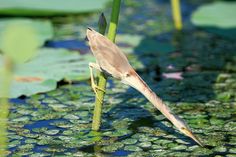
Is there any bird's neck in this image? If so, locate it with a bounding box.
[123,70,175,122]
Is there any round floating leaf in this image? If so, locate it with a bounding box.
[191,2,236,28]
[15,48,94,81]
[10,79,57,99]
[0,19,53,47]
[0,0,110,16]
[0,21,40,63]
[0,48,94,98]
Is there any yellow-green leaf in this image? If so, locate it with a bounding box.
[0,21,40,63]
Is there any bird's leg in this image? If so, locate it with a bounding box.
[89,62,105,103]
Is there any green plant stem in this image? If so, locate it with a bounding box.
[171,0,183,30]
[92,13,107,131]
[107,0,121,42]
[0,57,13,156]
[91,0,121,131]
[0,98,9,156]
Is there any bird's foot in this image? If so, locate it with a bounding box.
[89,62,105,103]
[91,82,105,103]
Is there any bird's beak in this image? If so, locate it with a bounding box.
[87,27,93,31]
[86,27,95,42]
[182,128,204,147]
[85,36,89,41]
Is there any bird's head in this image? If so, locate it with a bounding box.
[171,115,204,147]
[86,27,97,42]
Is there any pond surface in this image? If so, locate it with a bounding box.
[7,0,236,156]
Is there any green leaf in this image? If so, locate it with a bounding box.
[0,0,110,16]
[0,21,40,63]
[15,48,94,81]
[191,2,236,29]
[0,19,53,47]
[0,48,94,98]
[11,79,57,99]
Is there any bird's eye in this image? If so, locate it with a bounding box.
[181,127,185,130]
[125,73,130,77]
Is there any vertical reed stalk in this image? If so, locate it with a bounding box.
[92,13,107,131]
[91,0,121,131]
[107,0,121,42]
[171,0,183,30]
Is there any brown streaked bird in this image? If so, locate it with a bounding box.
[86,27,203,146]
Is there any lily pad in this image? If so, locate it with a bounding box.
[0,19,53,46]
[191,2,236,28]
[0,48,94,98]
[0,21,40,64]
[0,0,110,16]
[191,2,236,39]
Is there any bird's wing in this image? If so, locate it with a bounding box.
[92,33,132,74]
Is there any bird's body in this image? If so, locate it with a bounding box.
[87,28,132,79]
[86,28,203,146]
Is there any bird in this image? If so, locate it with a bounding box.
[86,27,203,146]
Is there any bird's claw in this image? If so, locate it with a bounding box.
[92,83,105,93]
[91,83,105,103]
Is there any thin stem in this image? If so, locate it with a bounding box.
[0,57,13,156]
[91,0,121,131]
[92,13,108,131]
[107,0,121,42]
[171,0,182,30]
[0,98,9,156]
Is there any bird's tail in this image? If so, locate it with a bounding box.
[122,68,203,146]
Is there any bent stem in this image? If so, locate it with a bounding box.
[171,0,183,30]
[91,0,121,131]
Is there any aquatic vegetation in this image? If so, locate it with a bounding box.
[0,21,40,157]
[192,1,236,29]
[0,0,110,16]
[0,48,95,98]
[171,0,183,30]
[191,1,236,39]
[0,23,40,64]
[7,81,236,155]
[0,0,235,156]
[91,13,108,131]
